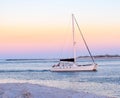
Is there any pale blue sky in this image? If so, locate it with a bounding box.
[1,0,120,23]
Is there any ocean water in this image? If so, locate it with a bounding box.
[0,58,120,98]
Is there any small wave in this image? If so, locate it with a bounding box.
[0,69,50,73]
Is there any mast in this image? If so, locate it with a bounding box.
[72,14,76,63]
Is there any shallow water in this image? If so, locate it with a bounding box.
[0,58,120,97]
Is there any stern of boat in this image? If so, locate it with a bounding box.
[93,63,98,71]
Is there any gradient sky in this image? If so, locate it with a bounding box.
[0,0,120,58]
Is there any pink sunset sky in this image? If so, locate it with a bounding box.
[0,0,120,58]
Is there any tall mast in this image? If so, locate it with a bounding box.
[72,14,76,63]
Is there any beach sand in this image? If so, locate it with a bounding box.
[0,83,112,98]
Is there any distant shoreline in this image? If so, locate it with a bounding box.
[4,54,120,61]
[78,54,120,58]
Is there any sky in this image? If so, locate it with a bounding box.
[0,0,120,59]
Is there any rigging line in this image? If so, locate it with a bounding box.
[73,15,95,64]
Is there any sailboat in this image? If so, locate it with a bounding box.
[50,14,98,72]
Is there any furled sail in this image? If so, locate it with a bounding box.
[60,58,74,62]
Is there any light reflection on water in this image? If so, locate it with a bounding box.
[36,80,120,97]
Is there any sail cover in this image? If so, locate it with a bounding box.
[60,58,74,62]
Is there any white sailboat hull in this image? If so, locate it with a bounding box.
[50,63,98,72]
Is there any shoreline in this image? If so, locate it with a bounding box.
[1,54,120,61]
[0,80,112,98]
